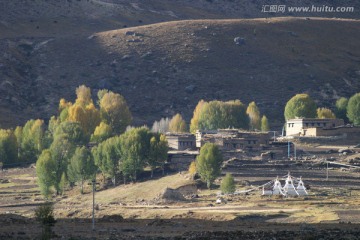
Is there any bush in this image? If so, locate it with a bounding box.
[35,203,56,226]
[220,173,236,194]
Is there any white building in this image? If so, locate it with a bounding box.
[286,118,344,136]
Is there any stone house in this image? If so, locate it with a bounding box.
[165,133,196,150]
[195,129,271,151]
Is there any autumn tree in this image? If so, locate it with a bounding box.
[91,122,112,143]
[284,94,317,121]
[246,101,261,130]
[347,93,360,126]
[190,100,206,133]
[75,85,92,106]
[196,143,223,189]
[261,115,270,132]
[188,161,197,180]
[169,113,187,133]
[148,134,168,177]
[335,97,348,122]
[67,146,96,193]
[36,150,56,198]
[100,91,132,135]
[68,102,101,137]
[317,107,336,119]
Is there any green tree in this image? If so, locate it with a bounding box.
[67,147,96,193]
[36,150,56,198]
[335,97,348,122]
[192,100,249,130]
[169,113,187,133]
[223,100,249,130]
[92,136,121,185]
[284,94,317,121]
[49,136,75,194]
[54,121,87,145]
[59,172,68,195]
[261,115,270,132]
[100,91,132,135]
[20,119,45,163]
[148,134,168,177]
[220,173,236,194]
[347,93,360,125]
[246,101,261,130]
[196,143,223,189]
[14,126,22,159]
[197,100,248,131]
[0,129,18,165]
[120,127,151,182]
[317,107,336,119]
[91,122,112,143]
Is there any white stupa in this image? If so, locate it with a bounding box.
[272,177,285,195]
[283,172,299,196]
[296,177,308,196]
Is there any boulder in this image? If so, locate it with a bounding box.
[234,37,246,45]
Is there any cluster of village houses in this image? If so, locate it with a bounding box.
[165,118,360,170]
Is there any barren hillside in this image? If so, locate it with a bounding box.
[1,17,360,128]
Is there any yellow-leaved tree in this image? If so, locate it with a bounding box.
[169,113,187,133]
[99,91,132,135]
[246,101,261,130]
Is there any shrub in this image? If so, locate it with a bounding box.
[220,173,236,194]
[35,203,56,226]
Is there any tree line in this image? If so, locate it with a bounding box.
[284,93,360,125]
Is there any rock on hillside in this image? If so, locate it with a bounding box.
[1,18,360,128]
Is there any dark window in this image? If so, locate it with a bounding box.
[323,123,326,127]
[311,123,315,126]
[305,123,309,127]
[317,123,321,126]
[288,123,291,127]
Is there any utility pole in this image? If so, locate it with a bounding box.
[269,131,276,142]
[92,179,96,231]
[288,141,290,159]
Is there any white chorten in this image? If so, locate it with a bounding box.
[272,177,285,195]
[296,177,308,196]
[283,172,299,196]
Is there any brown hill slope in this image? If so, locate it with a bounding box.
[1,17,360,128]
